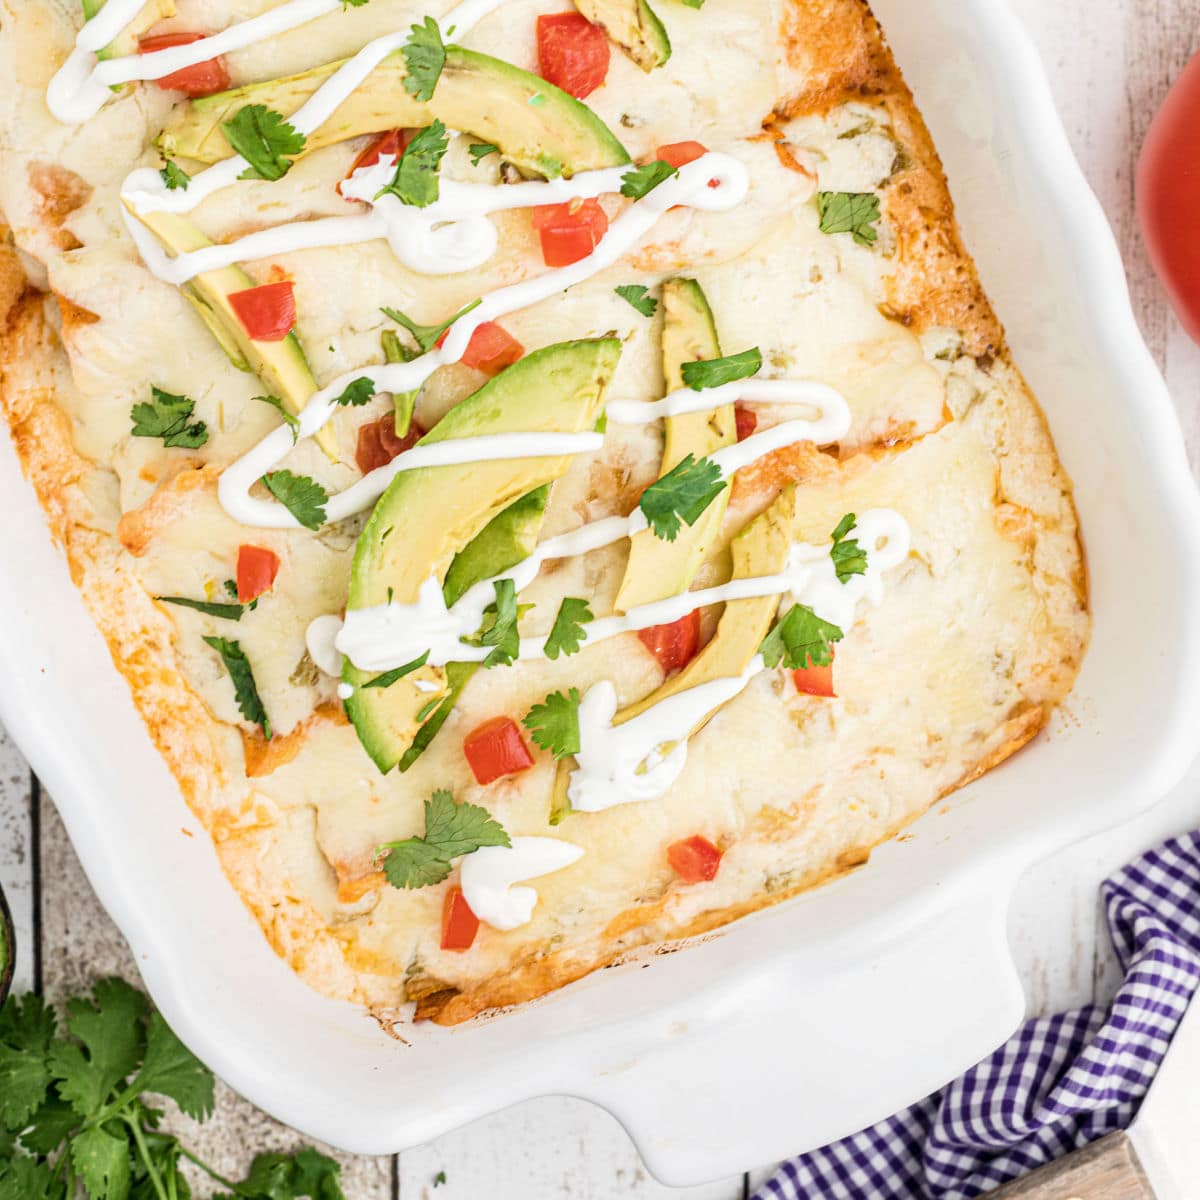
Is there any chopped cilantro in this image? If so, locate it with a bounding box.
[362,651,431,689]
[759,603,843,670]
[680,348,762,390]
[223,104,307,182]
[376,119,449,207]
[402,16,446,102]
[829,513,867,583]
[523,689,581,760]
[255,393,300,441]
[816,191,882,247]
[544,597,593,659]
[471,578,521,668]
[159,160,189,190]
[620,159,678,199]
[614,284,658,317]
[130,385,208,449]
[261,470,328,531]
[469,142,499,166]
[381,297,481,354]
[639,453,726,542]
[375,790,509,889]
[333,376,376,407]
[155,595,244,620]
[202,636,271,738]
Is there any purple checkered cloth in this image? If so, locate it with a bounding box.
[752,832,1200,1200]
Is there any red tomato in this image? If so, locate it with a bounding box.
[638,609,701,675]
[463,717,534,785]
[667,835,722,883]
[734,404,757,442]
[355,414,423,475]
[1138,52,1200,343]
[338,129,411,198]
[436,321,525,376]
[536,13,610,100]
[531,199,609,267]
[441,886,480,951]
[656,141,709,169]
[236,545,279,603]
[228,281,296,342]
[793,659,836,698]
[138,32,230,97]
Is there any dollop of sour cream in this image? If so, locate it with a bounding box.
[459,836,583,931]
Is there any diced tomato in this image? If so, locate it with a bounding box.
[339,129,411,198]
[536,13,610,100]
[138,32,230,98]
[437,322,524,376]
[667,835,723,883]
[228,281,295,342]
[441,886,480,952]
[531,199,609,268]
[734,404,757,442]
[355,414,423,475]
[656,141,709,170]
[463,717,534,785]
[793,650,836,698]
[638,609,701,675]
[236,545,279,603]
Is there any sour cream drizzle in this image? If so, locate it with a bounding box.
[568,510,913,814]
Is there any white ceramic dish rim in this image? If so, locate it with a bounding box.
[3,0,1200,1185]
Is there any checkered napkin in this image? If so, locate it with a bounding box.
[752,832,1200,1200]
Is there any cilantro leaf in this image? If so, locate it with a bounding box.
[639,453,726,541]
[341,0,369,7]
[222,1146,347,1199]
[155,595,245,620]
[0,1155,58,1200]
[71,1125,131,1200]
[544,598,593,659]
[381,298,480,354]
[262,470,328,531]
[680,348,762,391]
[376,119,449,207]
[130,385,208,449]
[523,688,581,759]
[0,994,56,1130]
[402,17,446,102]
[19,1098,78,1155]
[362,651,430,689]
[829,513,867,584]
[817,191,881,247]
[469,142,499,166]
[333,376,376,407]
[223,104,307,182]
[130,1012,214,1121]
[475,578,520,668]
[614,284,658,317]
[256,393,300,439]
[203,636,272,738]
[376,790,510,889]
[159,160,189,190]
[620,159,678,199]
[759,603,843,670]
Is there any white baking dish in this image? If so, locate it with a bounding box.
[3,0,1200,1185]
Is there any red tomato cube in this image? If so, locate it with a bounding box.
[236,545,279,604]
[441,886,480,951]
[463,717,534,785]
[228,281,296,342]
[637,609,701,675]
[734,404,758,442]
[536,13,610,100]
[793,651,836,698]
[667,835,723,883]
[656,141,709,169]
[139,32,230,97]
[531,199,609,268]
[339,129,411,198]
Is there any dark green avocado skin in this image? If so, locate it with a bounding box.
[0,880,14,1007]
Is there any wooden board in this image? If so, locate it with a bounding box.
[984,1133,1155,1198]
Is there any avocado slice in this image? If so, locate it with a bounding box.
[614,278,736,612]
[576,0,671,72]
[552,486,798,819]
[81,0,175,61]
[345,339,621,773]
[126,206,336,458]
[161,47,631,177]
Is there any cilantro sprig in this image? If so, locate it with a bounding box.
[362,651,430,689]
[376,119,449,207]
[0,981,346,1200]
[381,298,481,355]
[130,385,207,449]
[544,597,593,659]
[680,348,762,391]
[817,191,882,247]
[759,603,843,670]
[469,142,499,166]
[401,17,446,102]
[375,790,509,889]
[523,689,581,759]
[158,160,189,191]
[155,594,245,620]
[255,393,300,440]
[262,470,328,531]
[469,579,522,668]
[829,513,867,583]
[223,104,307,182]
[203,636,272,738]
[639,453,726,542]
[333,376,376,407]
[620,160,678,200]
[614,284,658,317]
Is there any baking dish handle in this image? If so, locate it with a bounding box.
[578,873,1025,1187]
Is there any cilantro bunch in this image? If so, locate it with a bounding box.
[0,980,346,1199]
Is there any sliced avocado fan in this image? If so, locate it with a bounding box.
[614,277,736,612]
[344,338,621,774]
[81,0,175,61]
[552,485,799,821]
[161,47,631,177]
[575,0,671,72]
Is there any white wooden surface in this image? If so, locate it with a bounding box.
[4,1,1200,1194]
